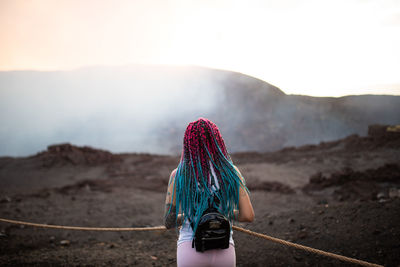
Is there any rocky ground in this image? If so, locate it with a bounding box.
[0,129,400,266]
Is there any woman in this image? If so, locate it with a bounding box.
[164,118,254,267]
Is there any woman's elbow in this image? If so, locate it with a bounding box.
[164,222,173,229]
[238,211,255,222]
[243,212,255,222]
[164,214,176,229]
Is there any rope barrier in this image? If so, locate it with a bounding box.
[231,225,383,267]
[0,217,383,267]
[0,218,165,231]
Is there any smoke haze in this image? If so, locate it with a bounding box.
[1,65,400,157]
[0,65,224,156]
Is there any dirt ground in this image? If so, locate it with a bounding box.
[1,133,400,266]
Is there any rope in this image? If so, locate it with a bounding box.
[0,218,383,267]
[232,226,383,267]
[0,218,165,231]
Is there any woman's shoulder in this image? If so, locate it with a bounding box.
[232,165,245,181]
[170,168,177,181]
[171,168,177,176]
[233,165,241,173]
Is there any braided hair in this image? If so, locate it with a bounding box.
[169,118,248,232]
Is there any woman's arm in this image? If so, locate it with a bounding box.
[164,169,182,229]
[234,166,255,222]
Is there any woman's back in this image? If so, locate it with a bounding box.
[163,118,254,267]
[177,162,235,248]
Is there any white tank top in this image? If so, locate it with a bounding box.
[177,162,234,246]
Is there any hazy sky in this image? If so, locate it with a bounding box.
[1,0,400,96]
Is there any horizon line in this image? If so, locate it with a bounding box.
[1,63,400,98]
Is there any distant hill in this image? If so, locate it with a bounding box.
[157,68,400,153]
[1,65,399,156]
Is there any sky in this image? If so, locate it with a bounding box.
[1,0,400,96]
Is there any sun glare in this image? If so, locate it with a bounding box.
[0,0,400,96]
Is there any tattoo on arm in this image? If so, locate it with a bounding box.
[168,172,175,185]
[164,203,177,229]
[239,188,247,196]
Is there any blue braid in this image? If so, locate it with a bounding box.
[170,141,249,235]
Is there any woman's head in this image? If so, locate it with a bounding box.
[181,118,230,183]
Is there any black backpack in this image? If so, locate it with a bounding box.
[191,206,231,252]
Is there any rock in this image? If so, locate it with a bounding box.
[49,236,55,243]
[108,243,117,249]
[246,180,295,194]
[36,143,122,167]
[297,230,308,239]
[298,224,305,230]
[0,196,11,203]
[293,255,303,262]
[85,184,91,192]
[60,240,70,246]
[288,218,295,223]
[389,188,400,198]
[373,229,381,235]
[377,192,386,199]
[368,124,400,139]
[32,190,50,199]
